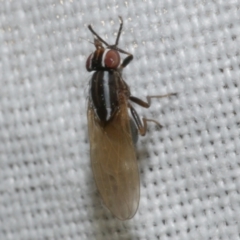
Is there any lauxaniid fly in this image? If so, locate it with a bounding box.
[86,17,175,220]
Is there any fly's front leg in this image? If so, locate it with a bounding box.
[107,43,133,70]
[116,49,133,70]
[120,54,133,69]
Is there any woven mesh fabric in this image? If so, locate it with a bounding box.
[1,1,240,239]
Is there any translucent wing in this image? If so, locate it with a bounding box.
[87,101,140,220]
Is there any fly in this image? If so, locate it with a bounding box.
[86,17,175,220]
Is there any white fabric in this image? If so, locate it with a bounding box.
[1,1,240,239]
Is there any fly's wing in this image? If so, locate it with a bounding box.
[87,102,140,220]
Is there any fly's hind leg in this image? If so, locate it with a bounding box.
[129,93,177,136]
[129,104,162,136]
[129,104,163,136]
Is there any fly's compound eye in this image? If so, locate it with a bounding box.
[103,49,120,69]
[86,53,93,72]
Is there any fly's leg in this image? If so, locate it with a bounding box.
[129,93,177,108]
[110,16,133,69]
[119,53,133,70]
[129,104,162,136]
[129,93,177,136]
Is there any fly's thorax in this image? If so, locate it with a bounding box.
[89,70,129,123]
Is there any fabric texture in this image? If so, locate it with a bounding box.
[1,1,240,239]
